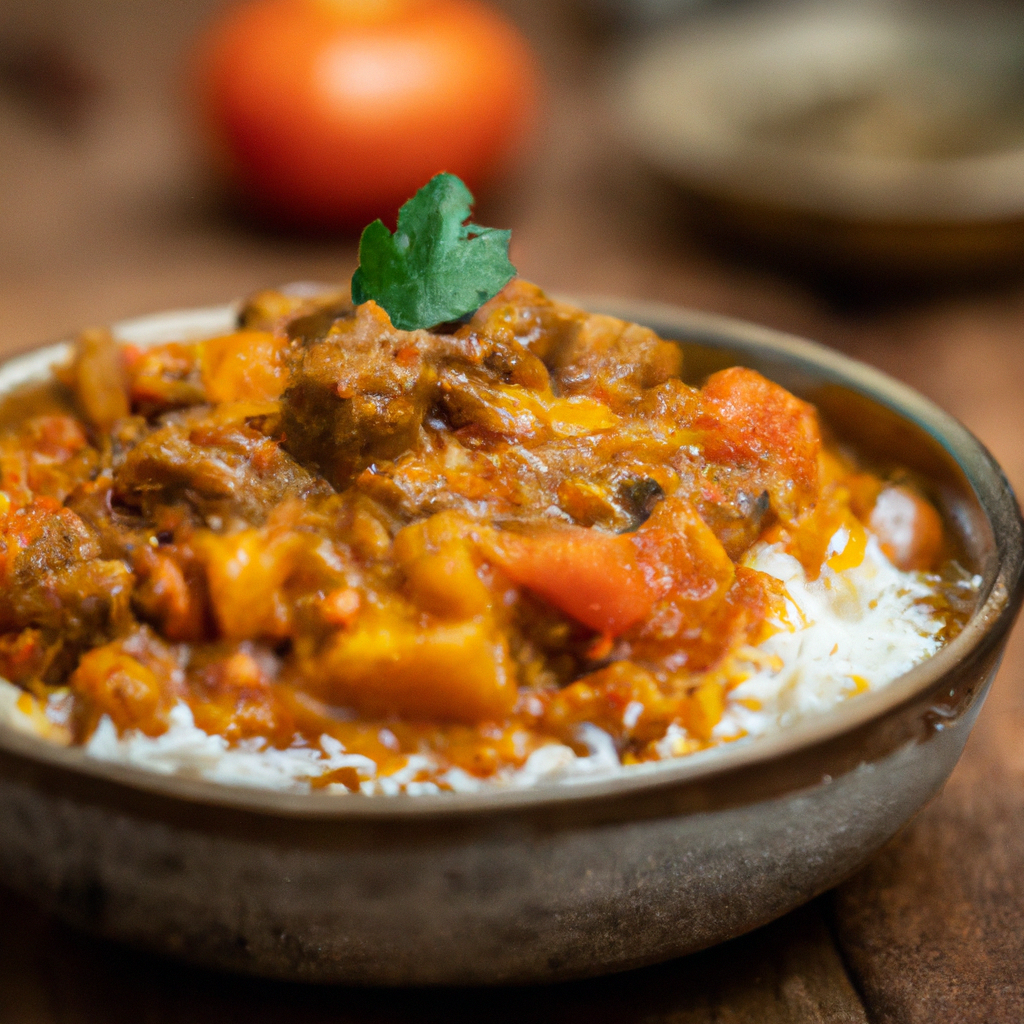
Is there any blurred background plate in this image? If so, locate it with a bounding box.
[615,1,1024,283]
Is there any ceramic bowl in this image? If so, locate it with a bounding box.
[615,4,1024,278]
[0,299,1020,985]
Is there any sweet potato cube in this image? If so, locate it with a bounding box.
[314,617,516,723]
[70,644,170,737]
[195,529,307,641]
[393,512,492,620]
[200,330,289,403]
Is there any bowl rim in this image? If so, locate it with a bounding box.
[0,297,1020,819]
[615,3,1024,224]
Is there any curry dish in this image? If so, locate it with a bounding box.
[0,282,960,790]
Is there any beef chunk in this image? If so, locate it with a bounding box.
[113,417,330,528]
[237,284,350,335]
[280,301,440,489]
[547,314,682,410]
[464,280,581,364]
[0,501,133,676]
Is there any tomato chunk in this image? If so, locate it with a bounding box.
[632,495,735,609]
[483,525,656,636]
[698,367,821,520]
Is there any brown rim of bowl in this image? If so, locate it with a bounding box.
[0,298,1020,818]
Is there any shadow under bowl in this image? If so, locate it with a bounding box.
[0,298,1020,985]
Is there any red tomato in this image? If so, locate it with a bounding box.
[193,0,540,228]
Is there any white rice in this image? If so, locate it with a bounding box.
[0,529,976,795]
[717,534,948,741]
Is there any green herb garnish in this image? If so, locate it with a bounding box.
[351,173,516,331]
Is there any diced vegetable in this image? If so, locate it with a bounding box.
[132,548,211,642]
[698,367,821,521]
[393,512,493,621]
[187,649,294,744]
[542,661,675,746]
[70,635,179,737]
[632,495,735,611]
[683,680,726,743]
[313,616,517,723]
[482,525,656,637]
[64,329,130,431]
[194,528,339,641]
[127,342,205,411]
[200,330,289,403]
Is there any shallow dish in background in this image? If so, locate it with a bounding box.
[0,298,1020,985]
[615,4,1024,279]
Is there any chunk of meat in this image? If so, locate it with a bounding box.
[0,498,133,683]
[439,368,620,444]
[439,369,552,441]
[354,430,529,522]
[280,288,666,490]
[0,499,132,639]
[237,284,349,334]
[466,279,595,365]
[64,475,156,563]
[547,314,683,411]
[281,301,440,489]
[113,418,330,527]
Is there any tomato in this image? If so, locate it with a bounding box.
[484,525,656,637]
[193,0,540,229]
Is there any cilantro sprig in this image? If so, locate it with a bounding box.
[351,173,516,331]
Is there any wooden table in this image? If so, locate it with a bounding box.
[0,2,1022,1020]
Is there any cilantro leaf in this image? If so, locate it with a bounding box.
[351,173,516,331]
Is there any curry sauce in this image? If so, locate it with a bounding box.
[0,282,953,787]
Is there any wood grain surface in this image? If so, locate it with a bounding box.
[0,1,1022,1020]
[0,887,867,1024]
